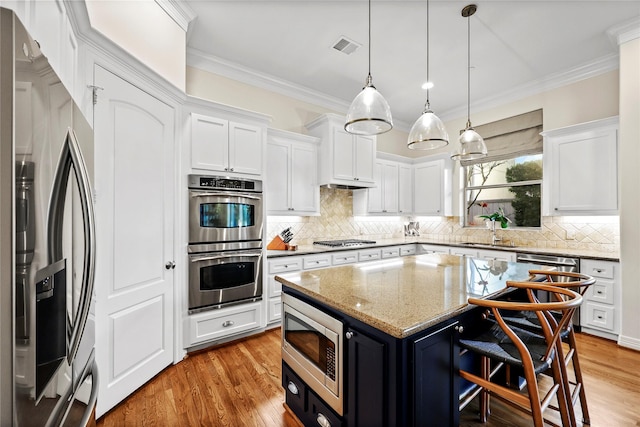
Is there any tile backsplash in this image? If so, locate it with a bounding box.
[267,188,619,253]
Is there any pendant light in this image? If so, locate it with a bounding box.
[407,0,449,150]
[345,0,393,136]
[451,4,487,161]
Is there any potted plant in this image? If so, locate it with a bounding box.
[479,207,511,229]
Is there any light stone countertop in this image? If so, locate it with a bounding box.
[276,253,547,339]
[267,237,619,261]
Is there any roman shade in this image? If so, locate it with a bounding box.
[460,109,543,166]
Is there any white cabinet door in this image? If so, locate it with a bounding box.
[229,122,262,176]
[266,141,290,212]
[414,161,443,215]
[191,114,229,172]
[381,162,399,213]
[266,129,319,215]
[398,164,413,214]
[354,135,375,183]
[477,249,516,262]
[290,142,318,213]
[333,128,356,181]
[543,117,618,215]
[94,66,175,416]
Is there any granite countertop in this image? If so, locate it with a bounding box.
[267,237,619,262]
[276,253,545,339]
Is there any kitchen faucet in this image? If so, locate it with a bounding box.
[489,220,501,246]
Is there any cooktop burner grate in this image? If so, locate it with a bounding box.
[313,239,377,247]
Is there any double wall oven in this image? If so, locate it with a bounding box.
[188,175,264,313]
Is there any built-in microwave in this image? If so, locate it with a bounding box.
[282,293,344,415]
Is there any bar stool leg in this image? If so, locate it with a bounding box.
[479,356,490,422]
[568,329,590,424]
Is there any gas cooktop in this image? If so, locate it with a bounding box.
[313,239,377,247]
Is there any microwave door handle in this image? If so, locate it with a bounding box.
[48,129,96,364]
[191,253,262,263]
[190,191,262,201]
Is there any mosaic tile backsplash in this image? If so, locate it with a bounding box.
[266,188,620,253]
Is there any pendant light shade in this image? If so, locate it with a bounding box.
[408,0,449,150]
[451,4,487,161]
[345,0,393,136]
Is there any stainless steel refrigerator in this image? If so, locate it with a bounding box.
[0,8,98,426]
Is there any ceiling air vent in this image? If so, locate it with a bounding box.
[332,36,361,55]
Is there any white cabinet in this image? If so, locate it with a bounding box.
[398,164,413,214]
[580,259,621,340]
[381,246,401,259]
[306,113,376,188]
[266,129,320,215]
[448,246,516,262]
[413,156,453,216]
[542,117,618,215]
[400,244,417,256]
[419,244,450,255]
[191,113,263,177]
[358,248,382,262]
[353,159,400,214]
[331,251,359,265]
[187,302,263,346]
[266,257,302,324]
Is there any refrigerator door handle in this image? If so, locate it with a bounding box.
[78,355,99,427]
[47,128,96,364]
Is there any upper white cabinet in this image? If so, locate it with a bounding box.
[191,112,264,177]
[266,129,320,216]
[353,159,399,214]
[413,156,453,216]
[398,164,413,214]
[542,117,619,215]
[305,113,376,188]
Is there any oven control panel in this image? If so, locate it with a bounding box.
[188,174,262,192]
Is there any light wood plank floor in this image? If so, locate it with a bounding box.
[97,328,640,426]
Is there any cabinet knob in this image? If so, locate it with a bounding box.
[287,381,299,395]
[595,269,603,273]
[230,168,234,172]
[554,207,558,210]
[165,261,176,270]
[222,320,235,327]
[345,331,354,340]
[454,325,464,333]
[316,413,331,427]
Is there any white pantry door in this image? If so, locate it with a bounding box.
[93,65,175,416]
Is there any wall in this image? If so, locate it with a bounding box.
[85,0,186,91]
[619,36,640,349]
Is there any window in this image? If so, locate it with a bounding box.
[464,154,542,228]
[460,109,543,228]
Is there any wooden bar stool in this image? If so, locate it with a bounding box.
[459,282,582,427]
[512,270,596,425]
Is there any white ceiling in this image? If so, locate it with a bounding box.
[184,1,640,130]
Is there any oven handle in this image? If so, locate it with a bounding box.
[190,190,262,201]
[190,252,262,263]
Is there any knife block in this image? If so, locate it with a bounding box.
[267,235,287,250]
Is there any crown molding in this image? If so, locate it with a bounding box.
[154,0,197,32]
[607,16,640,45]
[438,53,620,123]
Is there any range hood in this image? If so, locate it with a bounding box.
[321,183,374,190]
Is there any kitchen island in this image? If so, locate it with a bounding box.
[275,253,544,427]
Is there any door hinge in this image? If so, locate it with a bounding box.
[87,85,104,105]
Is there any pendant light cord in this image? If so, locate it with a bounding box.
[368,0,372,79]
[466,11,471,128]
[425,0,430,110]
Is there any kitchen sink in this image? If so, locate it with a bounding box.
[459,242,518,249]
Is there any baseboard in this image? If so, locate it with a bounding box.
[617,334,640,351]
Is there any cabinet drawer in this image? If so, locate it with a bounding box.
[308,390,344,427]
[269,257,303,274]
[381,247,400,259]
[267,275,283,298]
[582,302,615,332]
[420,244,450,255]
[400,245,416,256]
[358,249,381,262]
[303,254,332,270]
[267,298,282,323]
[584,279,614,305]
[332,251,358,266]
[188,302,262,345]
[282,362,308,424]
[582,259,615,279]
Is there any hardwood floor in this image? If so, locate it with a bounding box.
[97,328,640,426]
